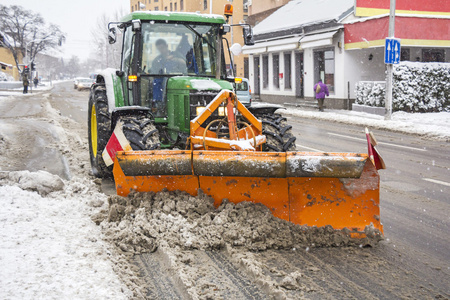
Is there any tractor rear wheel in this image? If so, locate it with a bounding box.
[88,85,112,178]
[260,114,297,152]
[118,116,160,151]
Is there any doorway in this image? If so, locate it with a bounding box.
[253,56,260,96]
[295,52,304,98]
[314,49,335,93]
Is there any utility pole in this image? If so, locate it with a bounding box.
[385,0,396,120]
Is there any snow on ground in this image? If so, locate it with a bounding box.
[0,172,130,299]
[280,106,450,142]
[0,80,70,97]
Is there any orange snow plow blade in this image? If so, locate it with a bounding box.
[113,151,383,237]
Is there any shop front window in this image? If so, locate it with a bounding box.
[422,49,445,62]
[314,49,334,93]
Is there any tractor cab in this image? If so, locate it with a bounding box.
[108,10,254,140]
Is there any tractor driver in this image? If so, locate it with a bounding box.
[150,39,187,112]
[151,39,187,75]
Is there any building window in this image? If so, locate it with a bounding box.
[314,49,334,93]
[272,54,280,89]
[155,6,159,10]
[174,2,177,11]
[243,0,248,13]
[170,3,172,10]
[422,49,445,62]
[262,55,269,89]
[131,6,134,12]
[165,6,167,11]
[284,53,291,89]
[180,0,184,11]
[401,49,410,61]
[135,4,137,11]
[204,0,208,10]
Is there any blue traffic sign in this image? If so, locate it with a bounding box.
[385,38,401,64]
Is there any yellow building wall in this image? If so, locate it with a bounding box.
[0,47,23,80]
[129,0,248,77]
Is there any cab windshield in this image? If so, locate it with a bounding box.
[138,22,223,117]
[141,22,220,77]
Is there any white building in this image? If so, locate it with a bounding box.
[243,0,450,109]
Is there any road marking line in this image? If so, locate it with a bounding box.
[422,178,450,187]
[296,144,325,152]
[327,132,427,152]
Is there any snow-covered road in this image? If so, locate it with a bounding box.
[0,82,448,299]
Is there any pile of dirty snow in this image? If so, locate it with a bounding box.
[99,190,382,255]
[0,171,132,299]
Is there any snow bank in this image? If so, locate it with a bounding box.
[0,71,14,82]
[1,170,64,196]
[0,179,130,299]
[280,107,450,141]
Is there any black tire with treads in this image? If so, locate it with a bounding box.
[88,85,112,178]
[259,114,297,152]
[119,116,160,151]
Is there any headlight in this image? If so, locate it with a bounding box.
[196,106,206,115]
[218,106,226,116]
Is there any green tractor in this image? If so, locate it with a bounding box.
[88,9,296,178]
[87,9,385,238]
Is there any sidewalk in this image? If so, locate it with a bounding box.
[276,104,450,142]
[0,80,67,97]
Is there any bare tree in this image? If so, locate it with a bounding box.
[0,5,65,74]
[90,9,125,70]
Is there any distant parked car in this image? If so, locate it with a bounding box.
[234,78,252,107]
[76,78,94,91]
[73,77,84,89]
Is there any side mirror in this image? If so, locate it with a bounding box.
[230,43,242,56]
[108,27,117,44]
[243,26,255,46]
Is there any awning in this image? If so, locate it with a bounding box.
[242,36,301,54]
[344,15,450,50]
[300,30,338,49]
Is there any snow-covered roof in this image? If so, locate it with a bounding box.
[0,61,13,67]
[0,30,13,47]
[253,0,354,36]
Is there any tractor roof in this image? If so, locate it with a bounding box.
[121,11,226,24]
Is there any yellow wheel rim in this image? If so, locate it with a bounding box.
[91,104,98,157]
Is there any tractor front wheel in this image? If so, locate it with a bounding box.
[88,85,112,178]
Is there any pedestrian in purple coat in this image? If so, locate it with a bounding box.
[313,79,329,112]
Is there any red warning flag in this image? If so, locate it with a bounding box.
[365,128,386,170]
[102,122,132,167]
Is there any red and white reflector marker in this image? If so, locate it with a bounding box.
[102,121,132,167]
[365,127,386,170]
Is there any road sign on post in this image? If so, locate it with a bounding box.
[385,38,401,64]
[385,0,397,120]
